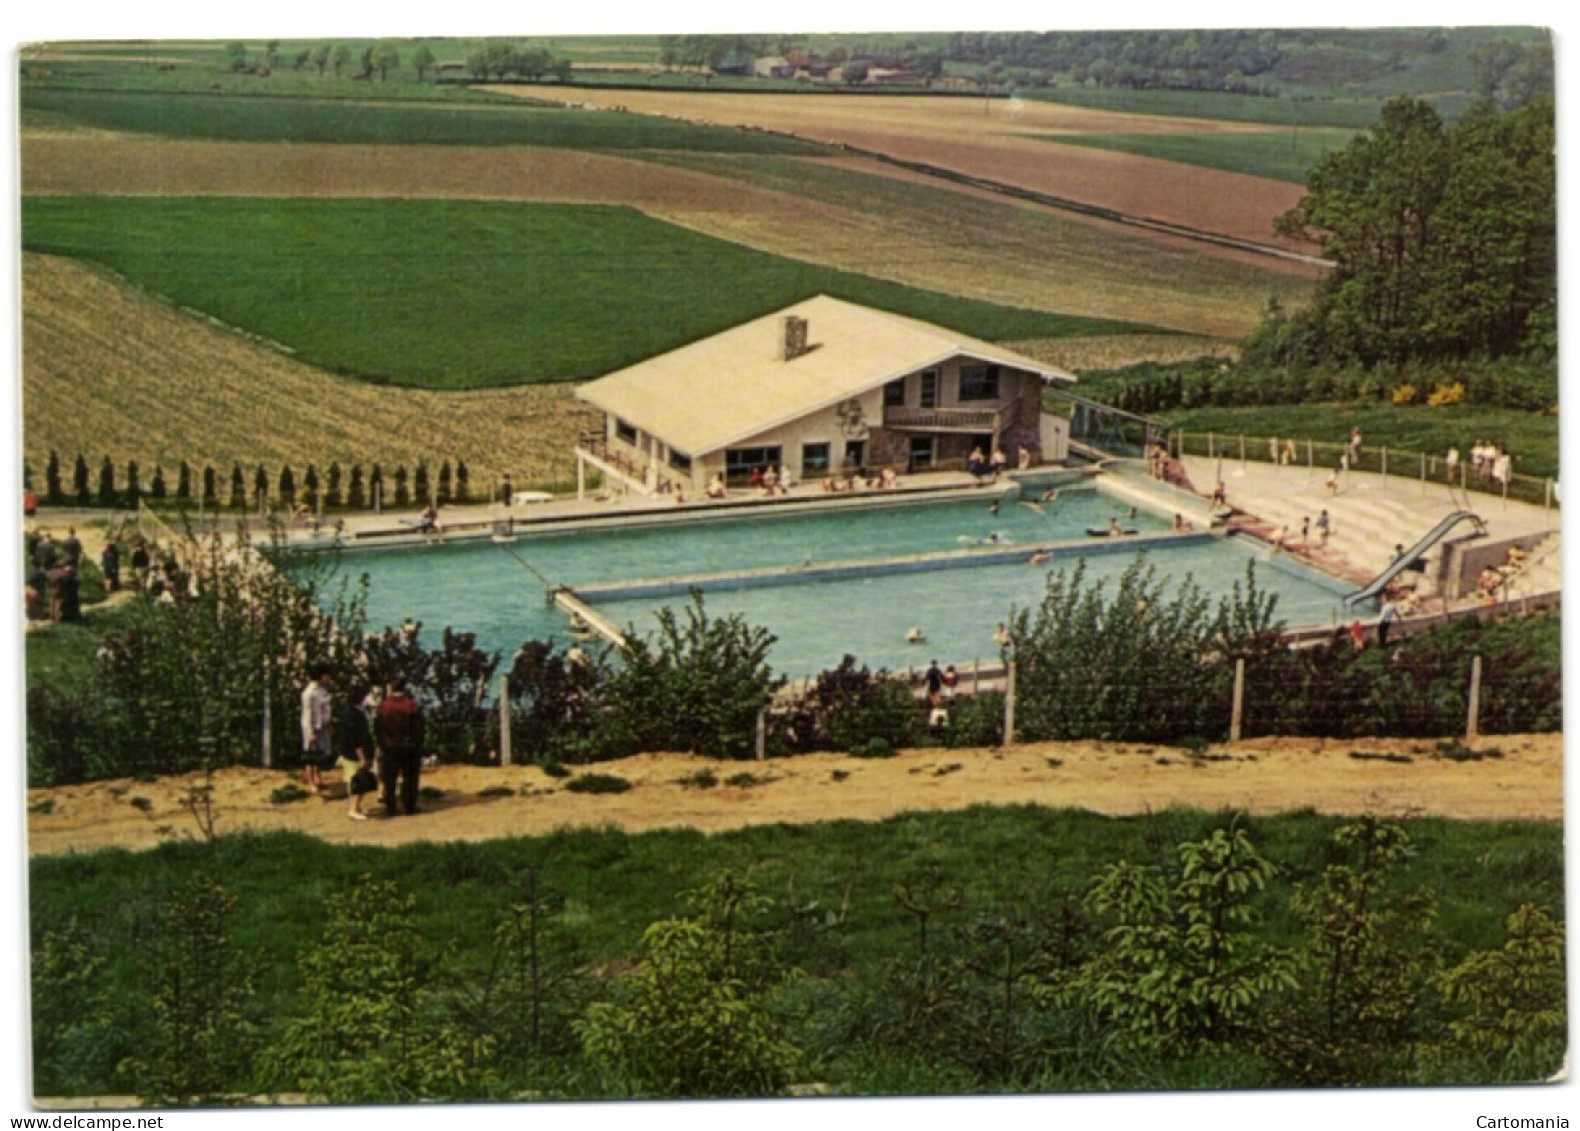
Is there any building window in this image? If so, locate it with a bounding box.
[614,417,637,444]
[919,369,939,408]
[668,448,692,473]
[959,364,1000,402]
[725,445,783,484]
[802,442,831,477]
[883,379,905,407]
[908,435,935,471]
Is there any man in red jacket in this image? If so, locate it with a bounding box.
[375,676,426,816]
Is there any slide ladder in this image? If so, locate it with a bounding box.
[1342,510,1486,607]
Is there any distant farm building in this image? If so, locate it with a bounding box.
[573,296,1074,498]
[753,55,796,79]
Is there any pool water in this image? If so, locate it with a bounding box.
[339,487,1347,676]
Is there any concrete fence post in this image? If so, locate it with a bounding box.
[1466,655,1483,743]
[1239,434,1246,467]
[1306,438,1313,469]
[261,671,272,769]
[755,708,767,762]
[1003,659,1017,746]
[1229,657,1246,743]
[1545,478,1554,510]
[1381,446,1388,480]
[499,673,513,766]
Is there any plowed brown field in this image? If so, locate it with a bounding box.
[512,87,1310,255]
[21,252,597,487]
[25,733,1562,857]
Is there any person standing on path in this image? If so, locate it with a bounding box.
[100,540,121,593]
[924,659,944,705]
[376,677,426,817]
[337,682,379,821]
[300,666,333,796]
[1377,597,1400,648]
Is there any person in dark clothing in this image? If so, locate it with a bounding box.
[52,565,81,623]
[924,659,944,704]
[100,541,121,593]
[130,541,151,586]
[62,528,83,566]
[337,683,379,821]
[375,677,426,816]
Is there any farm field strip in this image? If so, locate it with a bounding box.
[21,195,1155,388]
[21,252,596,488]
[506,85,1311,254]
[20,135,782,213]
[650,151,1308,339]
[1034,125,1358,184]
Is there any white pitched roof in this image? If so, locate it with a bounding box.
[575,295,1075,457]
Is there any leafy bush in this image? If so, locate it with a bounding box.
[119,879,259,1105]
[678,767,719,790]
[1245,614,1560,738]
[577,873,800,1097]
[566,773,631,795]
[944,691,1004,748]
[1437,902,1567,1080]
[502,639,605,764]
[781,655,919,755]
[851,737,896,760]
[263,877,493,1103]
[1010,557,1281,744]
[603,592,781,760]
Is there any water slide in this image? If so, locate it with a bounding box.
[1342,511,1486,607]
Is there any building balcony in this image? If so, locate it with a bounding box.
[882,405,1004,434]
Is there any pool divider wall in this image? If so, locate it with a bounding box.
[571,531,1214,604]
[551,590,627,649]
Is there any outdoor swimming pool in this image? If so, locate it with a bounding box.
[338,485,1351,676]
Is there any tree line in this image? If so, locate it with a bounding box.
[1264,96,1555,368]
[26,452,475,510]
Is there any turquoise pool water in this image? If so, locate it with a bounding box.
[339,487,1347,675]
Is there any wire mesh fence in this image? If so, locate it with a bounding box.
[1172,431,1557,510]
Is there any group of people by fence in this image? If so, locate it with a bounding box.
[299,667,428,821]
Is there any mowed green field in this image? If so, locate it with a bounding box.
[20,87,833,153]
[1042,126,1357,185]
[22,196,1158,388]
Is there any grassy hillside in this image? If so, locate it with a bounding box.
[22,196,1160,388]
[28,808,1563,1096]
[1162,402,1560,481]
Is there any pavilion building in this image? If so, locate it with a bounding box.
[572,294,1075,498]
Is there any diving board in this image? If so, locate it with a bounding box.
[1343,511,1486,607]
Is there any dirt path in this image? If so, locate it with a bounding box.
[26,733,1561,856]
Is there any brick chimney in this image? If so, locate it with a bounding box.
[781,314,809,361]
